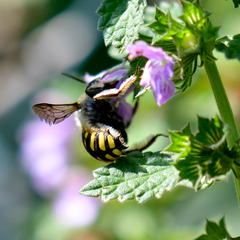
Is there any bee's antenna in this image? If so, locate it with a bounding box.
[61,72,86,84]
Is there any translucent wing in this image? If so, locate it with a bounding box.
[32,103,81,125]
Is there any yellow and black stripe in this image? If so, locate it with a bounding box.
[82,130,128,163]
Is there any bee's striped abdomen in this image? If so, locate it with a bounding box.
[82,129,128,163]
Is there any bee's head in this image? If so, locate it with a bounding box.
[85,78,105,97]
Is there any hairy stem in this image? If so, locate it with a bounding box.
[204,59,240,207]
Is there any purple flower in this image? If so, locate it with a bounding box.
[20,117,74,196]
[52,168,101,227]
[128,41,175,106]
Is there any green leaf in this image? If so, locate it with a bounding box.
[79,152,179,204]
[164,124,193,160]
[153,40,177,53]
[215,34,240,61]
[97,0,147,52]
[219,217,232,239]
[195,217,233,240]
[231,0,240,8]
[148,7,170,43]
[179,0,210,27]
[174,56,198,92]
[164,115,234,189]
[148,1,211,57]
[148,5,184,44]
[174,1,211,56]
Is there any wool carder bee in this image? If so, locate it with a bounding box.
[32,65,163,163]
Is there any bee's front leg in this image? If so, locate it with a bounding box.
[93,69,139,100]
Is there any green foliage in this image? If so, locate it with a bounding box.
[147,1,213,54]
[147,5,184,44]
[80,152,179,203]
[97,0,147,52]
[93,0,240,216]
[174,56,198,91]
[146,1,220,92]
[164,116,234,189]
[230,0,240,8]
[179,0,210,27]
[195,217,234,240]
[147,6,172,43]
[215,34,240,61]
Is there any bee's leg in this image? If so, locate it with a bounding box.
[126,99,139,128]
[93,67,140,100]
[132,98,139,115]
[123,133,169,154]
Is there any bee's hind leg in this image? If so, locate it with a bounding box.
[123,133,169,155]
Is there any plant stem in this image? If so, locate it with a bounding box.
[204,60,239,146]
[204,59,240,207]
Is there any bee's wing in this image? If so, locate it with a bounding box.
[32,103,81,125]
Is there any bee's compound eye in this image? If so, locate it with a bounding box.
[86,79,105,97]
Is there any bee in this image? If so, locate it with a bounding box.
[32,65,164,163]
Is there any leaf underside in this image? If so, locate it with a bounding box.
[97,0,147,52]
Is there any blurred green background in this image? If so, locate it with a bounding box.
[1,0,240,239]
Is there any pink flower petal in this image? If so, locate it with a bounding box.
[128,41,175,106]
[152,78,175,106]
[128,40,170,61]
